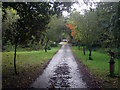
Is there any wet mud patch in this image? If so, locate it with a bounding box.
[49,63,72,88]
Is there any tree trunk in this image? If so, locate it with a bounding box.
[14,41,18,75]
[89,48,92,60]
[109,50,115,77]
[83,47,85,55]
[45,39,49,53]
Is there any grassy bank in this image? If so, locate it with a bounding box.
[2,46,60,88]
[71,46,119,88]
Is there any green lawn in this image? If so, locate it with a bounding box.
[71,46,119,88]
[2,46,61,88]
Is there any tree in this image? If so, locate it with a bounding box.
[84,10,100,60]
[110,2,120,57]
[67,10,100,59]
[45,15,65,52]
[68,12,87,53]
[109,2,120,77]
[2,2,53,75]
[2,7,20,75]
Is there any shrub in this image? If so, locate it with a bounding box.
[49,42,58,47]
[47,45,51,50]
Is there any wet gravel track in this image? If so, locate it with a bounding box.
[31,44,87,88]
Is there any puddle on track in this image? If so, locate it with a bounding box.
[31,44,87,88]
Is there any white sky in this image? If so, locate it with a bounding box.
[62,0,100,17]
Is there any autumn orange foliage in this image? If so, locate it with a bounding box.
[66,24,75,37]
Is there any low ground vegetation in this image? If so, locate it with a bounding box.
[71,46,118,88]
[2,46,60,88]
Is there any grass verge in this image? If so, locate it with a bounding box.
[2,46,61,88]
[71,46,119,88]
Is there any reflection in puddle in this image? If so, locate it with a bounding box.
[49,63,72,88]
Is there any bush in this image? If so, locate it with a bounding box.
[50,42,58,47]
[72,41,78,46]
[47,45,51,50]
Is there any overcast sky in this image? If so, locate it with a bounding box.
[62,0,100,17]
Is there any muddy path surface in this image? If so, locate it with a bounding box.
[31,44,87,88]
